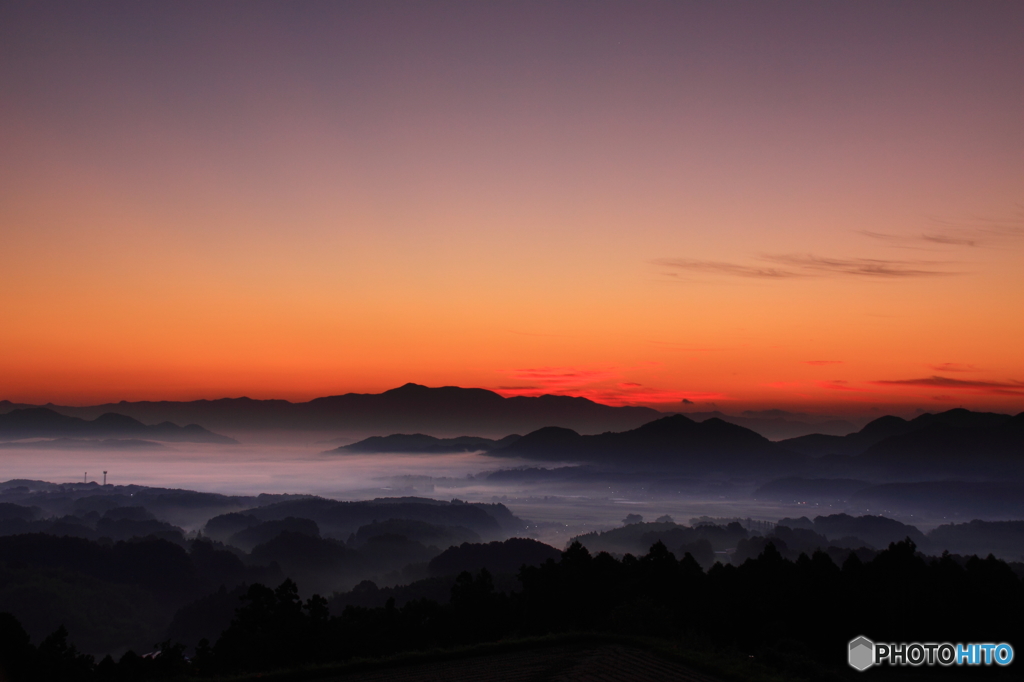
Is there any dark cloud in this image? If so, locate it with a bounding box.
[872,376,1024,396]
[816,380,865,392]
[921,234,979,247]
[927,363,979,373]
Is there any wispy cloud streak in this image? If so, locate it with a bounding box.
[654,254,956,280]
[763,254,956,277]
[860,209,1024,250]
[653,259,801,279]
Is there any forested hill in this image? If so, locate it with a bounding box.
[2,537,1021,681]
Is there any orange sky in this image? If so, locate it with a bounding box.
[1,2,1023,415]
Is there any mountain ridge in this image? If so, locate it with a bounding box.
[0,384,664,438]
[0,408,237,444]
[489,413,803,472]
[325,407,1024,478]
[683,409,858,439]
[328,433,522,455]
[779,408,1019,457]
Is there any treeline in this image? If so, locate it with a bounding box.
[3,538,1022,680]
[575,513,1024,568]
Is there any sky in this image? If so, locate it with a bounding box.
[1,1,1023,415]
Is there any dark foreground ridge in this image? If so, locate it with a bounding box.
[0,408,237,444]
[2,538,1022,681]
[311,639,720,682]
[5,478,1024,680]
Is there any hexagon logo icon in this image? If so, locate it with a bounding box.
[849,636,875,671]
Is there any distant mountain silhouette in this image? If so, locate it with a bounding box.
[771,408,1024,479]
[330,433,522,455]
[779,408,1017,457]
[491,414,802,472]
[858,410,1024,476]
[0,384,664,437]
[683,410,857,439]
[0,437,165,450]
[0,408,236,444]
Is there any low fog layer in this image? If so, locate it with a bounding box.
[1,425,1022,540]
